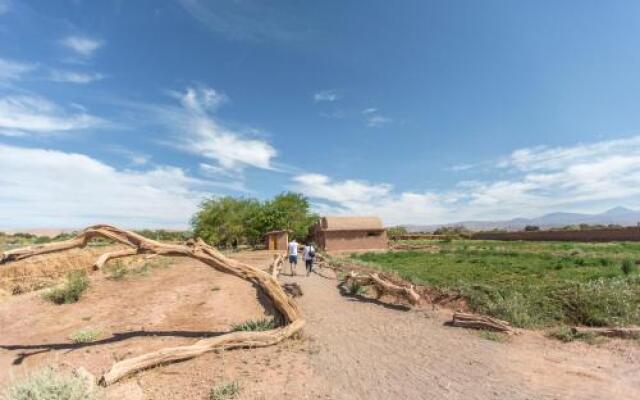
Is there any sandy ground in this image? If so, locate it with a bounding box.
[1,250,639,399]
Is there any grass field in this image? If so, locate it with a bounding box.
[351,240,640,328]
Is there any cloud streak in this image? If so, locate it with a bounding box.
[61,35,104,58]
[0,94,103,135]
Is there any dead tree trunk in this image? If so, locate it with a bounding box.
[345,271,421,305]
[450,312,513,333]
[571,326,640,339]
[0,225,304,386]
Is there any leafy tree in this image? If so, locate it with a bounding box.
[190,192,317,247]
[191,197,262,247]
[387,226,408,237]
[256,192,317,241]
[524,225,540,232]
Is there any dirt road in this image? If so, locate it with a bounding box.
[284,267,640,400]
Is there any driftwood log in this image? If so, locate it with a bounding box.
[269,253,285,278]
[345,271,421,305]
[450,312,513,333]
[571,326,640,339]
[0,225,304,386]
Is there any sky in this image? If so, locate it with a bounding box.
[2,0,640,229]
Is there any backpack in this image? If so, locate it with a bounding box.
[308,246,316,258]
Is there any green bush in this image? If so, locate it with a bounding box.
[1,367,94,400]
[69,328,101,344]
[548,326,601,344]
[42,270,89,304]
[232,318,276,332]
[347,281,367,296]
[621,259,636,275]
[209,381,241,400]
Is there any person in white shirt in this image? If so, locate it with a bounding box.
[287,239,298,276]
[302,242,315,276]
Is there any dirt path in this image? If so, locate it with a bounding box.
[284,268,640,400]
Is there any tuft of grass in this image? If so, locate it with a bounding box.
[347,280,367,296]
[547,326,603,345]
[209,380,241,400]
[478,330,510,343]
[232,318,276,332]
[42,270,89,304]
[1,367,95,400]
[69,328,101,344]
[621,259,636,275]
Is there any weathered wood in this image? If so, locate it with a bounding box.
[571,326,640,339]
[269,253,285,279]
[1,225,304,386]
[450,312,513,333]
[92,248,139,270]
[345,271,421,305]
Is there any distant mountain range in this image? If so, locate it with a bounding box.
[404,207,640,232]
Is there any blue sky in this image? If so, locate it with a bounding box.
[2,0,640,228]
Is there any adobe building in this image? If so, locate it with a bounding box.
[312,216,388,251]
[264,230,289,251]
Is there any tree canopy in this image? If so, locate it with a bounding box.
[191,192,318,247]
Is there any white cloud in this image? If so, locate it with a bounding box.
[366,115,392,127]
[0,144,207,229]
[0,58,36,82]
[313,90,340,103]
[61,36,104,58]
[361,107,392,127]
[161,86,277,172]
[292,136,640,225]
[0,94,103,135]
[49,69,104,84]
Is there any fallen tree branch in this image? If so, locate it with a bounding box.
[571,326,640,339]
[345,271,421,305]
[268,253,285,279]
[92,248,139,270]
[1,225,304,386]
[450,312,513,333]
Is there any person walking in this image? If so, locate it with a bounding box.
[303,242,316,276]
[287,238,298,276]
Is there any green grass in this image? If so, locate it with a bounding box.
[209,380,241,400]
[350,240,640,328]
[231,318,276,332]
[42,270,89,305]
[69,328,101,344]
[478,331,510,343]
[547,326,604,345]
[1,367,95,400]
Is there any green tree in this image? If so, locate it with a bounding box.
[191,197,262,247]
[257,192,317,241]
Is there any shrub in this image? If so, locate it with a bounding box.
[105,261,128,280]
[621,259,636,275]
[69,328,101,344]
[209,381,241,400]
[232,318,276,332]
[1,367,94,400]
[42,270,89,304]
[548,326,601,345]
[347,280,367,296]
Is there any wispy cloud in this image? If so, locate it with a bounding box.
[362,107,392,127]
[314,90,340,103]
[48,69,104,84]
[0,144,207,229]
[292,136,640,225]
[178,0,299,42]
[0,58,36,82]
[61,35,104,58]
[143,86,277,173]
[0,94,104,135]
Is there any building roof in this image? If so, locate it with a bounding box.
[317,216,385,232]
